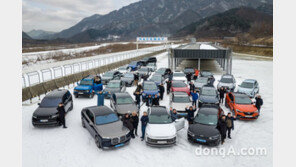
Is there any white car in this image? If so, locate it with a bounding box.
[170,92,192,117]
[145,106,185,146]
[172,72,187,82]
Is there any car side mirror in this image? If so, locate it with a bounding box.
[38,103,40,105]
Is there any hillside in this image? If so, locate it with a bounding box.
[26,29,56,39]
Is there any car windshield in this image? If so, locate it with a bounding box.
[95,113,119,125]
[150,75,161,82]
[201,71,212,76]
[139,68,148,72]
[117,97,134,105]
[147,63,155,66]
[103,72,113,77]
[240,82,254,88]
[144,82,157,90]
[194,113,218,125]
[173,96,190,103]
[196,78,208,83]
[220,77,234,83]
[40,98,61,107]
[123,73,134,78]
[173,73,185,77]
[129,61,137,65]
[172,82,186,87]
[156,68,165,74]
[201,88,216,96]
[107,82,120,88]
[235,96,252,104]
[184,68,194,73]
[80,80,93,85]
[149,114,173,124]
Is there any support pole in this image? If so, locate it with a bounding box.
[198,59,201,71]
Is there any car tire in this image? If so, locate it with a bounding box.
[198,102,202,108]
[95,136,102,149]
[75,94,78,98]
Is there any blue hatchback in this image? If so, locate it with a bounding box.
[142,81,159,101]
[74,76,103,98]
[128,61,141,71]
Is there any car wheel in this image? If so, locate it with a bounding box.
[95,136,102,149]
[75,94,78,98]
[198,102,202,108]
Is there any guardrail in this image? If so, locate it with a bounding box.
[22,49,166,102]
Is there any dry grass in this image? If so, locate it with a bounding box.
[221,43,273,57]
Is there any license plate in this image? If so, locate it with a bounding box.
[245,115,253,118]
[115,143,124,148]
[78,92,84,94]
[157,141,167,144]
[40,119,48,122]
[196,138,206,143]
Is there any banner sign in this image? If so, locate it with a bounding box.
[137,37,168,42]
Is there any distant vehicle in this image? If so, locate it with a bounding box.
[145,106,185,146]
[74,75,98,98]
[32,89,73,127]
[169,92,192,117]
[101,71,122,85]
[142,81,159,101]
[110,92,138,116]
[184,67,195,75]
[171,81,190,95]
[120,72,134,87]
[147,57,157,64]
[138,67,151,79]
[200,71,214,78]
[217,74,236,92]
[139,57,149,66]
[187,105,223,146]
[117,65,129,74]
[128,61,141,71]
[155,68,171,79]
[81,106,131,149]
[146,62,157,72]
[237,79,259,98]
[172,72,187,82]
[149,74,165,86]
[198,86,219,107]
[194,77,208,91]
[225,92,259,119]
[103,80,126,99]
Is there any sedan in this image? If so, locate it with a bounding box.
[110,92,138,116]
[172,72,187,82]
[200,71,214,78]
[103,80,126,99]
[198,86,219,107]
[128,61,141,71]
[138,67,151,79]
[217,74,236,92]
[81,106,131,149]
[194,77,208,91]
[171,81,190,95]
[237,79,259,98]
[155,68,171,79]
[169,92,192,117]
[142,81,159,101]
[146,62,157,72]
[120,72,134,87]
[101,71,122,85]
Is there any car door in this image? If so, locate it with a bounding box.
[85,110,96,137]
[63,93,71,112]
[174,117,185,131]
[228,93,235,110]
[110,94,116,110]
[121,81,126,92]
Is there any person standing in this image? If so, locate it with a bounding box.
[217,115,227,144]
[140,112,149,141]
[186,73,192,83]
[226,113,236,139]
[152,94,160,106]
[255,95,263,115]
[168,71,173,81]
[158,83,165,100]
[96,91,109,106]
[135,83,143,92]
[189,81,195,92]
[131,112,139,136]
[193,69,199,80]
[134,72,139,86]
[170,109,178,122]
[218,87,226,104]
[185,106,196,124]
[57,103,67,128]
[146,94,153,107]
[208,76,215,86]
[166,80,172,94]
[133,91,142,109]
[190,90,199,107]
[122,113,135,138]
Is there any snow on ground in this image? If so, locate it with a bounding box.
[22,52,272,167]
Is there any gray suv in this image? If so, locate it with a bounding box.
[237,79,259,98]
[217,74,236,92]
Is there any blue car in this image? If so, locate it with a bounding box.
[74,75,103,98]
[149,74,164,86]
[128,61,141,71]
[142,81,159,101]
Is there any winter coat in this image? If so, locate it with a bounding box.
[255,97,263,109]
[94,83,103,92]
[189,83,195,91]
[225,116,236,129]
[166,81,172,90]
[135,85,143,92]
[186,73,192,82]
[217,119,227,135]
[134,74,139,81]
[158,85,165,94]
[194,69,199,76]
[152,97,160,106]
[57,106,66,118]
[185,108,196,120]
[131,115,139,128]
[218,88,226,98]
[121,117,134,131]
[146,97,153,106]
[168,73,173,81]
[190,92,199,101]
[133,92,142,104]
[170,110,178,122]
[96,92,108,106]
[141,115,149,127]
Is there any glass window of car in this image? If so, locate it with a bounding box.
[103,72,114,77]
[173,96,190,103]
[184,68,195,73]
[144,82,158,90]
[138,68,148,72]
[118,66,127,70]
[117,97,134,105]
[201,88,217,96]
[95,113,119,125]
[196,77,208,83]
[194,112,218,125]
[156,68,166,74]
[220,77,234,83]
[147,63,155,66]
[80,79,93,85]
[107,82,120,88]
[40,97,62,107]
[149,113,173,124]
[150,75,162,82]
[172,82,186,87]
[129,61,137,66]
[173,72,185,77]
[201,71,212,76]
[240,82,254,88]
[235,96,252,104]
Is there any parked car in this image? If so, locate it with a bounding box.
[81,106,131,149]
[117,65,129,74]
[172,72,187,82]
[155,68,171,79]
[74,75,99,98]
[200,71,214,78]
[138,67,151,79]
[194,77,208,91]
[225,92,259,119]
[120,72,134,87]
[146,62,157,72]
[169,92,192,117]
[145,106,185,146]
[171,81,190,95]
[149,74,165,86]
[147,57,157,63]
[139,57,149,66]
[128,61,141,71]
[32,89,73,127]
[237,79,259,98]
[198,86,219,107]
[217,74,236,92]
[142,81,159,101]
[101,71,122,85]
[187,105,223,146]
[184,67,195,76]
[110,92,138,116]
[103,80,126,99]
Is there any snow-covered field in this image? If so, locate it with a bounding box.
[22,52,273,167]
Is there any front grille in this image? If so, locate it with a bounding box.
[244,112,253,115]
[147,137,176,144]
[77,90,88,93]
[111,135,126,145]
[111,138,119,145]
[36,116,50,119]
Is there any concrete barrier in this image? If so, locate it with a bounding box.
[42,80,58,92]
[29,83,46,99]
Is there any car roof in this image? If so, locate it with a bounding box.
[45,89,68,98]
[85,106,114,116]
[243,79,256,83]
[173,91,188,96]
[222,74,234,78]
[114,92,131,98]
[150,106,168,115]
[144,81,155,84]
[232,92,249,97]
[198,106,219,115]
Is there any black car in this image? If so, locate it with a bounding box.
[147,57,157,63]
[155,68,171,79]
[110,92,138,116]
[200,71,214,78]
[81,106,131,149]
[198,85,219,107]
[120,72,134,86]
[101,71,122,85]
[139,57,150,66]
[32,89,73,127]
[187,105,223,146]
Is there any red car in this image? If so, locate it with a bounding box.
[225,92,259,120]
[171,81,190,95]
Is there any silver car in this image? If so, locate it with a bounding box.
[217,74,236,91]
[194,77,208,91]
[103,80,126,98]
[110,92,138,116]
[146,62,157,72]
[170,92,192,117]
[237,79,259,98]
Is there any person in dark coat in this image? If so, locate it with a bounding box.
[141,112,149,141]
[185,106,196,124]
[208,76,215,86]
[146,94,153,107]
[166,80,172,94]
[135,83,143,92]
[152,94,160,106]
[121,113,135,138]
[57,103,67,128]
[217,115,227,144]
[218,87,226,104]
[168,71,173,81]
[134,72,139,86]
[186,73,192,83]
[189,81,195,92]
[96,91,109,106]
[190,90,199,107]
[170,109,178,122]
[255,95,263,115]
[131,112,139,136]
[226,113,236,139]
[94,76,101,84]
[158,83,165,100]
[133,91,142,109]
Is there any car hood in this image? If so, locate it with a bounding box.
[194,82,206,88]
[96,121,129,139]
[104,87,121,93]
[116,104,137,114]
[121,77,133,82]
[172,87,189,92]
[143,90,158,95]
[171,102,191,111]
[101,77,112,80]
[75,85,92,90]
[199,95,219,103]
[237,87,253,94]
[146,123,176,138]
[189,123,220,137]
[235,104,258,112]
[33,107,58,116]
[138,71,147,74]
[218,82,234,88]
[173,77,186,81]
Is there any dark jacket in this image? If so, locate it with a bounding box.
[135,85,143,92]
[216,118,227,135]
[189,83,195,91]
[218,88,226,98]
[152,97,159,106]
[158,85,165,94]
[141,115,149,127]
[185,108,196,120]
[134,74,139,81]
[131,115,139,128]
[57,106,66,118]
[133,92,142,104]
[121,116,134,131]
[186,73,192,82]
[170,110,178,122]
[225,116,236,129]
[166,81,172,90]
[255,97,263,109]
[96,92,108,106]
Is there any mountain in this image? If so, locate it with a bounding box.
[22,31,32,39]
[27,29,56,39]
[174,7,273,39]
[52,0,272,41]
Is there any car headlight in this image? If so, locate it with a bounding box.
[51,114,59,118]
[198,100,203,103]
[209,134,220,140]
[188,130,195,137]
[236,109,243,113]
[254,110,258,113]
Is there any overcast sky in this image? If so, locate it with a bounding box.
[22,0,139,32]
